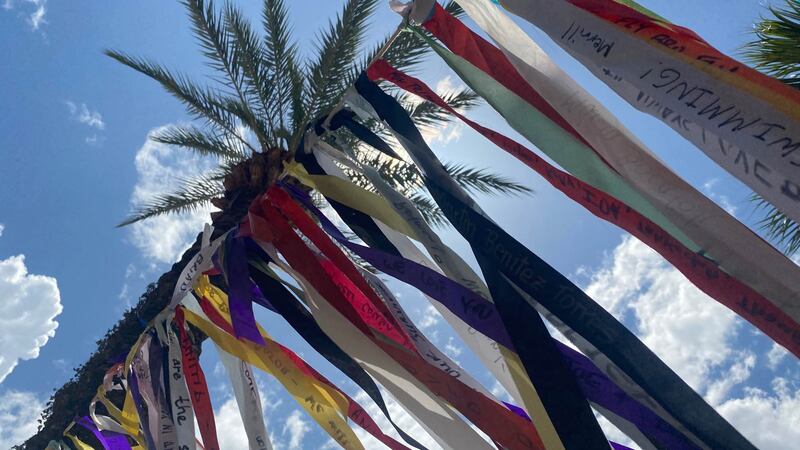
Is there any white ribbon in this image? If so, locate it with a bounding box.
[220,351,273,450]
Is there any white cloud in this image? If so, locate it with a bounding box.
[282,410,311,450]
[715,377,800,450]
[0,224,4,237]
[704,351,756,406]
[702,178,738,216]
[417,305,441,331]
[3,0,47,31]
[127,126,218,264]
[27,0,45,30]
[350,390,441,450]
[411,76,467,146]
[0,391,46,448]
[443,336,462,362]
[215,396,253,450]
[65,101,105,130]
[766,343,789,370]
[581,235,800,447]
[0,244,62,382]
[489,380,512,403]
[583,235,739,390]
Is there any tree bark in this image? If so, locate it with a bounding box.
[22,149,285,449]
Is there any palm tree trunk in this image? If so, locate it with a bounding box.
[21,149,285,449]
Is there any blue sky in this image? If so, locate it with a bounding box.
[0,0,798,448]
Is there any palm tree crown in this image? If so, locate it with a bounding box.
[109,0,531,228]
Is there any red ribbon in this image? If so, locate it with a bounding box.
[174,308,220,450]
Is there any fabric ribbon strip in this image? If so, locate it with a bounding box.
[174,308,221,450]
[367,59,800,357]
[419,3,800,325]
[504,0,800,179]
[352,73,626,450]
[219,351,273,450]
[76,416,132,450]
[252,196,545,450]
[197,289,413,450]
[258,244,491,450]
[453,0,800,226]
[281,180,693,449]
[348,72,756,450]
[162,320,197,450]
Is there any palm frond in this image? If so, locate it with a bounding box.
[407,192,449,228]
[150,125,249,162]
[744,0,800,88]
[261,0,300,134]
[105,50,257,153]
[443,162,533,196]
[752,194,800,255]
[183,0,272,148]
[224,2,281,136]
[305,0,379,120]
[118,175,224,227]
[404,88,480,128]
[354,151,422,192]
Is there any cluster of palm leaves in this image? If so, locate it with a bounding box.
[745,0,800,255]
[110,0,531,229]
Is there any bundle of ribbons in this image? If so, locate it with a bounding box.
[59,1,799,449]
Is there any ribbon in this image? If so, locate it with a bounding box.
[502,0,800,181]
[221,229,267,345]
[76,416,132,450]
[294,136,698,448]
[219,351,273,450]
[169,224,227,309]
[419,3,800,325]
[348,72,756,450]
[367,59,800,358]
[64,432,96,450]
[128,338,158,450]
[175,308,221,450]
[350,74,613,449]
[162,319,197,450]
[460,0,800,225]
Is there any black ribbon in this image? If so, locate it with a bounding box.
[352,72,610,450]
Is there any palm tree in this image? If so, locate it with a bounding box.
[22,0,530,447]
[745,0,800,255]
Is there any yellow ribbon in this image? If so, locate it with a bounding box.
[285,161,421,240]
[189,279,365,450]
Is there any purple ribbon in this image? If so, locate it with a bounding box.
[222,229,266,345]
[76,416,132,450]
